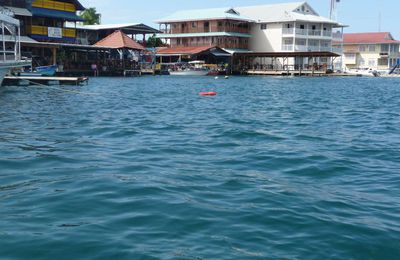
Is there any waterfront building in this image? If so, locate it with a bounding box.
[336,32,400,72]
[156,7,253,51]
[156,2,344,74]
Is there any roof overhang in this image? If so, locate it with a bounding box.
[0,13,20,26]
[21,41,110,50]
[156,32,252,38]
[156,17,254,24]
[233,51,340,58]
[4,6,32,17]
[69,23,160,34]
[156,46,231,56]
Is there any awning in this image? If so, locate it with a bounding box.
[31,7,84,21]
[0,35,38,44]
[4,6,32,17]
[210,48,233,57]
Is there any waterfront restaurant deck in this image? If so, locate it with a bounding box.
[232,51,341,76]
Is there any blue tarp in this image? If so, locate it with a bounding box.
[31,7,84,21]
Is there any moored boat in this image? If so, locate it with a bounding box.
[168,60,210,76]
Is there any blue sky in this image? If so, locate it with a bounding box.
[79,0,399,38]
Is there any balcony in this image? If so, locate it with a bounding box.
[32,0,76,12]
[282,44,294,51]
[295,29,307,36]
[295,45,308,51]
[282,28,294,35]
[332,32,343,40]
[308,30,321,36]
[29,25,76,40]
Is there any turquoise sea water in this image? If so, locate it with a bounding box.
[0,76,400,259]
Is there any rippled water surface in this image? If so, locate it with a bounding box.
[1,76,400,259]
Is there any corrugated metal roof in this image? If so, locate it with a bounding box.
[343,32,400,44]
[4,6,32,17]
[156,32,251,38]
[66,23,160,34]
[94,30,145,50]
[156,7,254,23]
[236,1,341,26]
[156,45,229,55]
[0,35,38,43]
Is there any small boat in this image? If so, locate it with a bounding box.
[19,65,57,77]
[344,68,380,77]
[169,69,210,76]
[168,61,210,76]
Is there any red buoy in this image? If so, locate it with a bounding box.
[199,92,217,96]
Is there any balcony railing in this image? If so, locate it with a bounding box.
[282,28,294,35]
[282,44,294,51]
[332,32,343,40]
[32,0,76,12]
[295,45,308,51]
[308,30,321,36]
[295,29,307,35]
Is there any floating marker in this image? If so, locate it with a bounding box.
[199,92,217,96]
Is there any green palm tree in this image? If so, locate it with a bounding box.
[79,7,101,25]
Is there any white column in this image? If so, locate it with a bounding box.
[2,22,6,61]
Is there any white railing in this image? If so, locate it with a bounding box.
[307,46,320,51]
[308,30,322,36]
[323,31,332,37]
[332,32,343,40]
[282,44,294,51]
[295,28,307,35]
[320,46,332,52]
[282,28,294,35]
[295,45,308,51]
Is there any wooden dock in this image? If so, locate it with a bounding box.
[3,75,89,86]
[246,70,327,76]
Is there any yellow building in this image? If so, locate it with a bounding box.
[338,32,400,72]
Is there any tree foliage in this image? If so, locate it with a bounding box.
[79,7,101,25]
[146,34,164,48]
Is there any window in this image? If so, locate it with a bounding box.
[300,24,305,29]
[359,45,366,52]
[192,22,197,28]
[312,25,316,30]
[368,59,376,67]
[378,58,388,66]
[369,45,376,52]
[260,24,267,30]
[345,53,356,60]
[381,44,389,52]
[218,21,223,27]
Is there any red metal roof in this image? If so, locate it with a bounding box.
[156,45,218,55]
[343,32,400,44]
[94,30,145,50]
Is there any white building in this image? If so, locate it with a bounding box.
[236,2,344,54]
[156,1,345,72]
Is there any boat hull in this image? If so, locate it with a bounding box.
[169,70,209,76]
[0,67,8,85]
[0,61,32,85]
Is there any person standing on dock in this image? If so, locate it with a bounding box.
[91,63,99,77]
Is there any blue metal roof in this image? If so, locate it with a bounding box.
[156,7,254,23]
[156,32,252,38]
[31,7,84,21]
